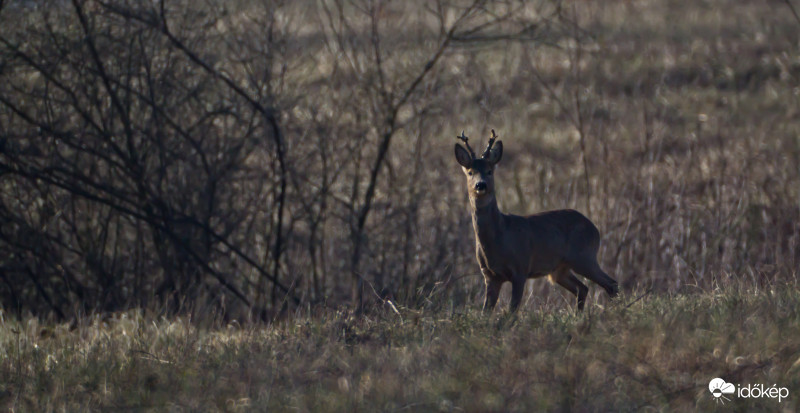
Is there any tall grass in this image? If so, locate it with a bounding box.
[1,282,798,411]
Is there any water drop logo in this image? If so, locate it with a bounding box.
[709,378,735,404]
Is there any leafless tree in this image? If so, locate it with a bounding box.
[0,0,604,319]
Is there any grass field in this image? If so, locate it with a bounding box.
[1,283,799,411]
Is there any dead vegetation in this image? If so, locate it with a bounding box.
[1,0,798,318]
[1,283,799,411]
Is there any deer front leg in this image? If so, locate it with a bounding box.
[510,276,527,313]
[482,270,502,313]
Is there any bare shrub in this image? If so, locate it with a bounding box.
[1,0,798,319]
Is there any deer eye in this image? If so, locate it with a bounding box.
[467,171,473,176]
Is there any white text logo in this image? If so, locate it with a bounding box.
[708,377,789,404]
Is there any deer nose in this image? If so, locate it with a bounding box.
[474,182,487,192]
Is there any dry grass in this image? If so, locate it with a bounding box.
[1,283,799,411]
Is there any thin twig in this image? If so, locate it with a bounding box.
[784,0,800,25]
[358,272,403,319]
[624,288,653,309]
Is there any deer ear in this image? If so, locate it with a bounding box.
[486,140,503,165]
[455,144,473,168]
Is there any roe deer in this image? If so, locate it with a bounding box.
[455,130,619,313]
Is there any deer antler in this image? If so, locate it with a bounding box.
[456,131,476,159]
[481,129,498,159]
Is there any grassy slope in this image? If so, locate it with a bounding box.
[1,286,799,411]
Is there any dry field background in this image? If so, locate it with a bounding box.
[1,0,800,410]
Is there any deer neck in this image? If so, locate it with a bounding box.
[470,195,503,244]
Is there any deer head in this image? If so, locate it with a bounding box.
[455,130,503,207]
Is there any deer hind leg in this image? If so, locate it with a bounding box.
[482,274,502,313]
[550,267,588,311]
[569,258,619,298]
